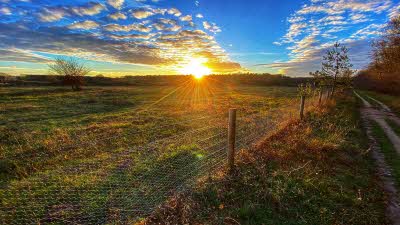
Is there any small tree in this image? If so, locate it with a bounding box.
[48,57,90,91]
[310,42,353,97]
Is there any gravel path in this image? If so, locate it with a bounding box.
[354,91,400,225]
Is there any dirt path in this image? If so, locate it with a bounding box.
[355,91,400,154]
[354,91,400,225]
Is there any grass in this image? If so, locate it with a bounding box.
[386,118,400,137]
[0,84,298,181]
[143,93,387,225]
[0,82,311,223]
[372,121,400,189]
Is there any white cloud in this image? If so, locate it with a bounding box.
[167,8,181,17]
[108,12,127,20]
[132,9,154,19]
[196,13,203,18]
[268,0,395,77]
[350,23,386,39]
[103,23,152,32]
[350,13,370,23]
[72,3,105,16]
[203,21,221,33]
[389,3,400,19]
[68,20,99,30]
[38,8,67,22]
[107,0,124,9]
[108,33,154,40]
[0,7,11,15]
[180,15,192,22]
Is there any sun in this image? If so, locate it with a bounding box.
[178,58,212,79]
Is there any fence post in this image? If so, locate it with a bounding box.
[300,95,305,120]
[228,108,237,172]
[326,88,330,99]
[318,89,323,105]
[330,86,335,99]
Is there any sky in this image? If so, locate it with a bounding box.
[0,0,399,77]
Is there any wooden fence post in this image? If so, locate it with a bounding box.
[318,89,323,105]
[326,88,331,99]
[228,109,237,172]
[300,95,305,120]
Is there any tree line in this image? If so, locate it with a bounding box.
[355,15,400,95]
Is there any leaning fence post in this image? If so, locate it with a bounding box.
[318,89,323,105]
[228,108,237,172]
[300,95,305,120]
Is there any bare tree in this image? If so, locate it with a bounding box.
[48,57,90,91]
[310,42,353,97]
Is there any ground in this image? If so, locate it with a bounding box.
[355,91,400,224]
[142,92,388,225]
[0,85,395,224]
[0,83,306,224]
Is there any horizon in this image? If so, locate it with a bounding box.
[0,0,399,77]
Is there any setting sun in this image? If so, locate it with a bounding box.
[179,58,212,79]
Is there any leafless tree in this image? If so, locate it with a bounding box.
[48,57,90,91]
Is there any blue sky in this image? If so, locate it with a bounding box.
[0,0,399,76]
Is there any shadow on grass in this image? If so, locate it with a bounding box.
[1,145,213,224]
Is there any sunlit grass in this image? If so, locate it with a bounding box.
[0,84,302,223]
[143,94,387,224]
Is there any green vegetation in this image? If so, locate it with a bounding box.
[0,83,309,223]
[386,119,400,137]
[371,122,400,189]
[144,94,387,224]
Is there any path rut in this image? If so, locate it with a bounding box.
[354,91,400,225]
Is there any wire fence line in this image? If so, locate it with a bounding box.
[0,96,319,225]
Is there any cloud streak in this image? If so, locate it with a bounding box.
[268,0,395,76]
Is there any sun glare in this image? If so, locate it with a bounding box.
[179,58,212,79]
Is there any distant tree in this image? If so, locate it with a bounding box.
[370,15,400,74]
[48,57,90,91]
[355,15,400,95]
[310,42,354,97]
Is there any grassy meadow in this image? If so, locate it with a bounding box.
[144,94,388,225]
[0,80,306,223]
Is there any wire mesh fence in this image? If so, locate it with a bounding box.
[0,94,319,224]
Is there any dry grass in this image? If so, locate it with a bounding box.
[141,94,387,225]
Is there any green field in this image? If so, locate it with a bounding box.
[0,82,306,224]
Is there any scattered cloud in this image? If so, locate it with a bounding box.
[0,1,242,74]
[0,49,51,63]
[269,0,395,76]
[180,15,192,22]
[103,23,152,32]
[68,20,99,30]
[0,7,11,15]
[203,21,221,33]
[132,9,155,19]
[38,8,67,22]
[71,2,106,17]
[108,12,127,20]
[107,0,124,9]
[167,8,182,17]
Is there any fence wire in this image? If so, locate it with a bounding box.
[0,96,319,224]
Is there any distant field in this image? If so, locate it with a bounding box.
[0,81,305,223]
